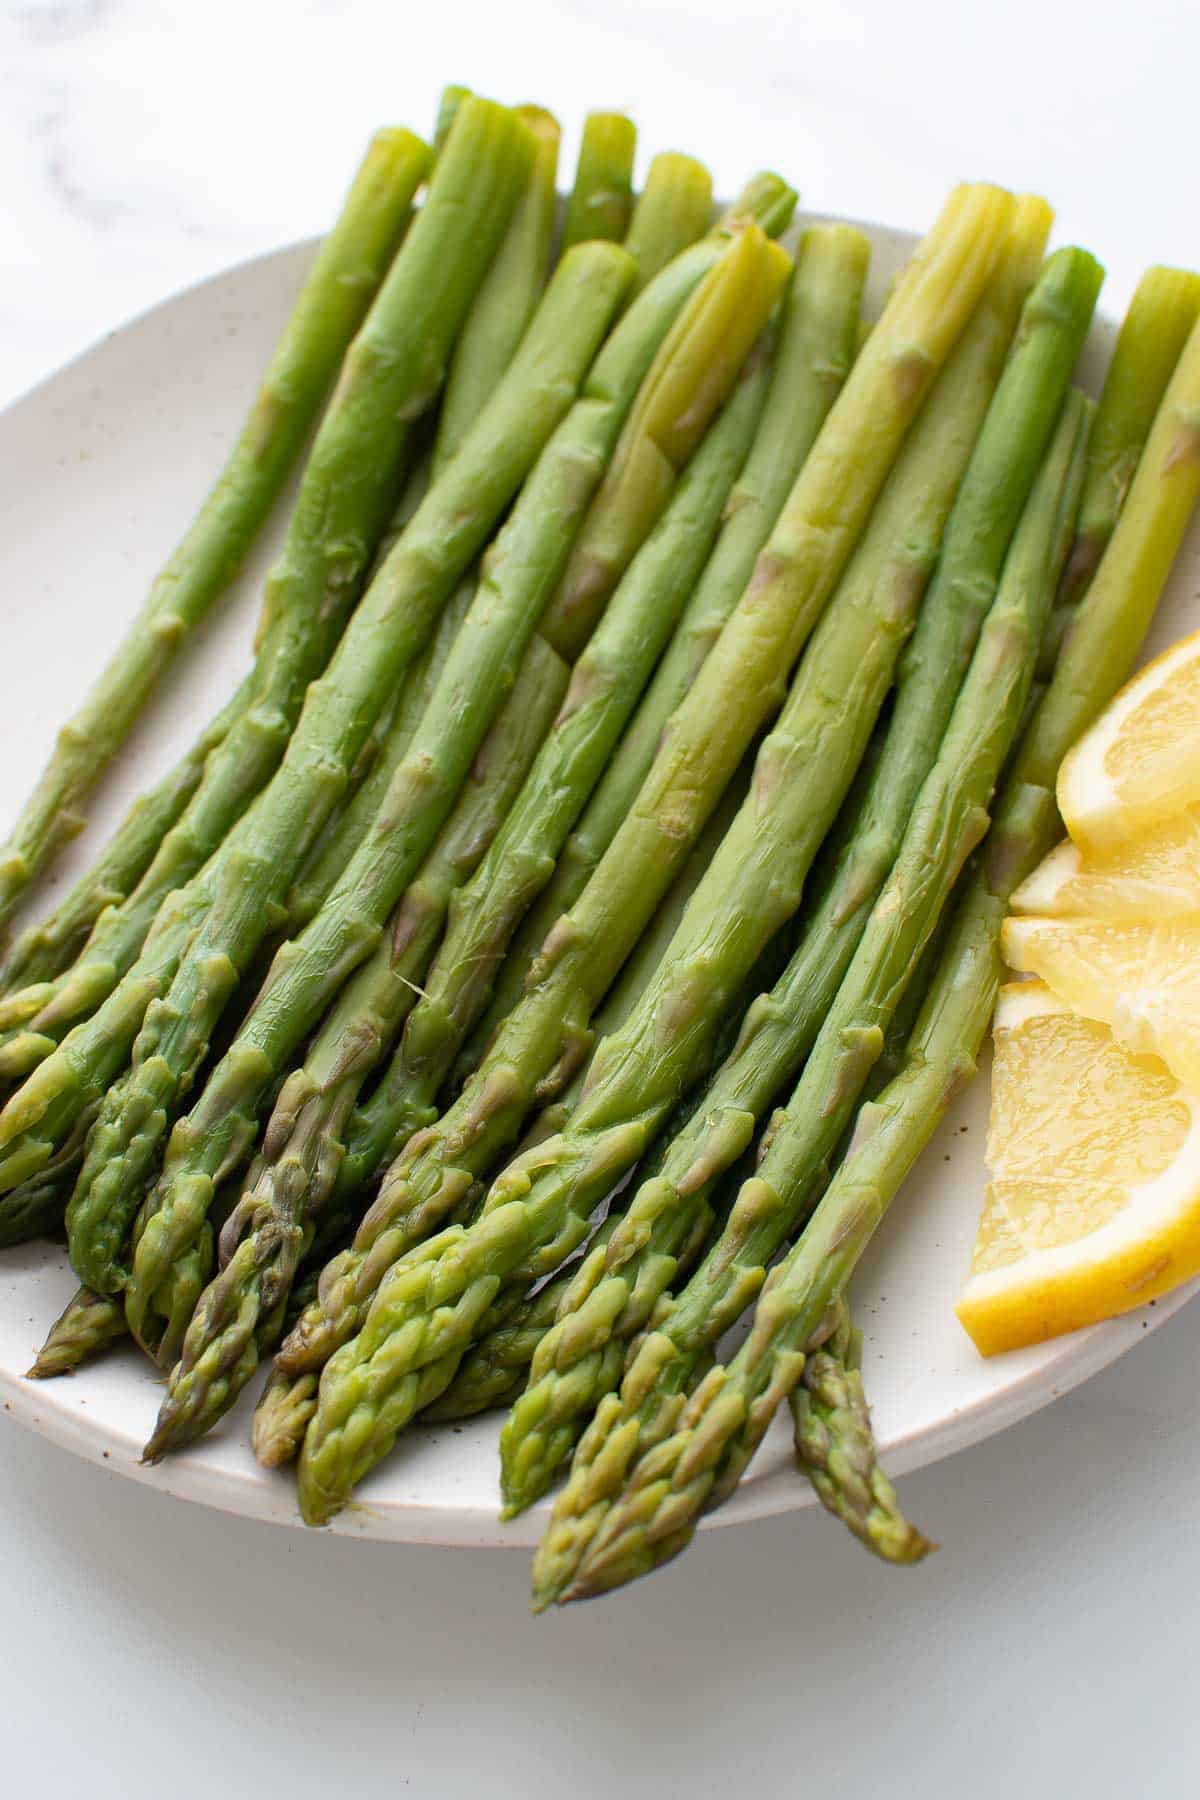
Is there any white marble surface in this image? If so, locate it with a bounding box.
[1,3,1198,1796]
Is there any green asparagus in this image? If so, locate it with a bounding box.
[0,128,432,937]
[118,229,778,1359]
[27,1286,127,1380]
[534,226,792,661]
[142,636,568,1456]
[327,327,772,1219]
[432,106,561,472]
[1056,265,1200,615]
[623,152,714,291]
[291,191,1023,1526]
[561,113,637,249]
[433,84,471,154]
[0,99,530,1106]
[717,172,798,240]
[286,108,566,937]
[549,388,1091,1603]
[500,215,1095,1517]
[277,185,1014,1421]
[458,222,872,1072]
[0,675,254,1004]
[0,130,606,1283]
[94,242,630,1335]
[257,769,752,1469]
[790,1308,934,1564]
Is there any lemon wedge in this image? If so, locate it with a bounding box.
[1011,810,1200,919]
[1057,628,1200,852]
[1001,913,1200,1090]
[957,981,1200,1355]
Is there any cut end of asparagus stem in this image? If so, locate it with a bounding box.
[562,111,637,250]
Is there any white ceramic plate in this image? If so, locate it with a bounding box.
[1,217,1197,1547]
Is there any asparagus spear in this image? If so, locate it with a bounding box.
[257,768,751,1467]
[623,152,714,290]
[561,113,637,249]
[790,1306,934,1564]
[0,676,254,1002]
[432,106,561,473]
[0,226,730,1270]
[433,84,471,155]
[425,1217,626,1422]
[499,216,1091,1516]
[1055,265,1200,615]
[0,99,530,1110]
[285,112,566,937]
[457,222,872,1072]
[278,184,1013,1419]
[0,128,432,938]
[717,172,798,240]
[142,637,569,1456]
[324,330,773,1220]
[118,228,779,1358]
[291,191,1022,1526]
[0,205,616,1284]
[551,389,1091,1603]
[536,226,792,661]
[26,1287,127,1380]
[281,586,473,933]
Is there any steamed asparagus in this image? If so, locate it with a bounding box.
[551,389,1091,1603]
[501,217,1098,1517]
[0,128,432,936]
[289,188,1019,1524]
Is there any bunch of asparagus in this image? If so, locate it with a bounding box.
[4,82,1199,1609]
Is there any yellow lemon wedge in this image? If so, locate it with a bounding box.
[1001,913,1200,1090]
[1010,809,1200,919]
[957,981,1200,1356]
[1057,628,1200,852]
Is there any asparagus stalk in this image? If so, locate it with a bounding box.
[0,129,433,938]
[432,106,561,473]
[118,231,777,1357]
[0,196,614,1287]
[499,217,1091,1517]
[282,586,473,933]
[426,1216,626,1422]
[142,637,569,1456]
[277,184,1013,1419]
[327,330,773,1216]
[457,222,871,1071]
[258,769,751,1468]
[790,1307,934,1564]
[0,225,705,1275]
[95,241,630,1332]
[717,172,798,240]
[0,677,254,1002]
[561,113,637,249]
[0,99,530,1119]
[551,390,1091,1603]
[1055,264,1200,616]
[433,84,471,153]
[623,152,714,291]
[291,192,1023,1526]
[534,227,792,661]
[286,115,567,938]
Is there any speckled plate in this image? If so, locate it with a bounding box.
[1,216,1197,1546]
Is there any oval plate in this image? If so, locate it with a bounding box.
[1,217,1197,1546]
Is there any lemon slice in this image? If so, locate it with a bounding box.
[1057,628,1200,852]
[1010,810,1200,919]
[957,981,1200,1355]
[1001,913,1200,1089]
